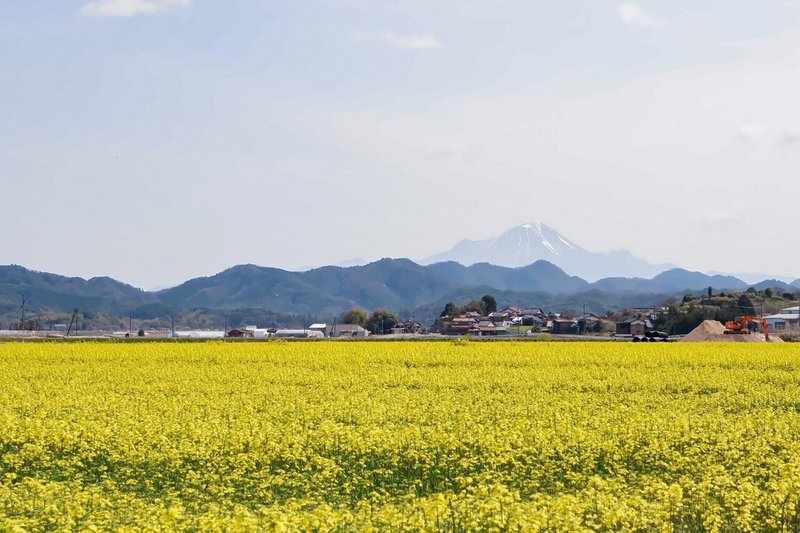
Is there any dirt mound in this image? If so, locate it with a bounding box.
[681,320,783,342]
[681,320,726,341]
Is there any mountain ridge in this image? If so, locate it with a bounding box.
[3,260,798,322]
[0,264,159,315]
[423,222,674,281]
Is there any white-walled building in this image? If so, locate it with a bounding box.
[309,324,370,337]
[274,329,324,338]
[764,306,800,331]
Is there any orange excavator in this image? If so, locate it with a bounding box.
[724,316,769,341]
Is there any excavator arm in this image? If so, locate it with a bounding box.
[724,315,769,341]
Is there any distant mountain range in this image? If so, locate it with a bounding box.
[2,259,799,322]
[155,259,456,315]
[423,222,674,281]
[2,222,796,322]
[0,264,158,316]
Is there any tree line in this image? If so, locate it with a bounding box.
[340,307,398,335]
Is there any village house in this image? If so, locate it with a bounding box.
[469,324,509,336]
[308,323,369,337]
[551,318,578,335]
[764,306,800,332]
[520,307,546,317]
[523,314,548,328]
[446,316,478,335]
[391,320,424,335]
[328,324,369,337]
[438,304,552,336]
[488,311,512,324]
[615,318,651,337]
[576,312,602,331]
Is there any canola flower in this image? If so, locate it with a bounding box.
[1,340,800,531]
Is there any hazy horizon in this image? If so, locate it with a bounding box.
[6,218,799,291]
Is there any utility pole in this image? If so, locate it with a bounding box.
[66,308,78,337]
[582,300,586,335]
[19,294,26,331]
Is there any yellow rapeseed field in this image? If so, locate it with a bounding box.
[1,340,800,531]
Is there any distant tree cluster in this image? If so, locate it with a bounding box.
[439,294,498,317]
[341,308,367,326]
[365,309,397,334]
[340,307,397,334]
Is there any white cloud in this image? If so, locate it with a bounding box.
[781,130,800,145]
[738,123,766,141]
[700,209,739,223]
[79,0,190,18]
[356,31,442,50]
[616,3,665,28]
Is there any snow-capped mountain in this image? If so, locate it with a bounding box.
[422,223,672,281]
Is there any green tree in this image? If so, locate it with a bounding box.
[481,294,498,314]
[366,309,396,335]
[764,287,774,298]
[736,294,756,316]
[341,307,367,326]
[714,306,739,324]
[440,302,461,317]
[463,299,486,315]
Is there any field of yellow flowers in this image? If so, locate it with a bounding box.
[1,340,799,531]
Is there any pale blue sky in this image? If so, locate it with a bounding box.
[2,1,800,288]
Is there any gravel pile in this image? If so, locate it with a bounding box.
[680,319,782,342]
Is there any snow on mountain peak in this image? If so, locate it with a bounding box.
[542,239,559,256]
[421,222,671,281]
[556,234,575,251]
